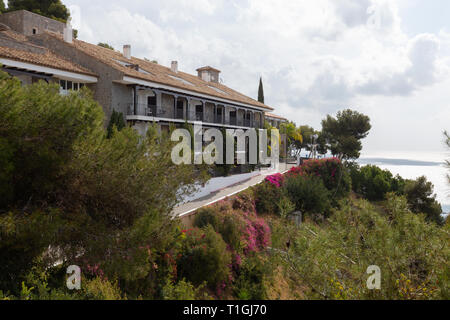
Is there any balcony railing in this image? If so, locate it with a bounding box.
[195,113,203,121]
[215,115,223,124]
[128,103,166,117]
[127,103,262,128]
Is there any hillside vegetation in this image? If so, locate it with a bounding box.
[0,72,448,300]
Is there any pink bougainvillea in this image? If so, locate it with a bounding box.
[265,173,285,188]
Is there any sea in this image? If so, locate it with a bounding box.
[358,152,450,215]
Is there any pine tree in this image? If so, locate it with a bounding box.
[258,77,265,104]
[0,1,5,13]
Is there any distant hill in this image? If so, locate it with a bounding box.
[442,204,450,215]
[358,157,443,167]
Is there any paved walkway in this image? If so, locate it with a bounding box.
[173,163,294,221]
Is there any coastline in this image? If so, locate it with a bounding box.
[358,156,450,213]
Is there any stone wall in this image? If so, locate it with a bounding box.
[0,10,64,36]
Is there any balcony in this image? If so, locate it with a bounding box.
[176,108,184,120]
[127,103,165,118]
[127,103,262,129]
[215,114,223,124]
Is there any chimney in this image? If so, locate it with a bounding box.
[63,18,73,43]
[196,66,221,83]
[171,61,178,73]
[123,45,131,60]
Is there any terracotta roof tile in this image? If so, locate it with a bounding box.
[47,33,274,111]
[0,30,97,77]
[265,113,288,121]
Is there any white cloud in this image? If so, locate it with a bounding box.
[65,0,450,157]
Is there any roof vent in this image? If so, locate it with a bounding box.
[126,63,139,71]
[196,66,221,83]
[63,18,73,43]
[123,45,131,60]
[171,61,178,73]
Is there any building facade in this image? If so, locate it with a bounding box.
[0,10,288,136]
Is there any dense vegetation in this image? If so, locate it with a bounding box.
[0,70,448,300]
[0,72,208,299]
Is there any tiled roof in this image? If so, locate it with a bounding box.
[46,33,274,111]
[0,30,96,77]
[265,113,287,121]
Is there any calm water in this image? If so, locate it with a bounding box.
[358,156,450,214]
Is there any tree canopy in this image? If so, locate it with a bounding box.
[404,176,444,225]
[98,42,114,50]
[0,71,206,294]
[0,1,5,13]
[280,122,303,157]
[7,0,70,22]
[321,109,371,160]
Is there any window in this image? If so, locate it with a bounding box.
[147,96,157,117]
[148,96,157,106]
[60,79,66,90]
[32,28,38,35]
[176,100,184,119]
[59,80,86,94]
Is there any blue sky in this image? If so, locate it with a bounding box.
[63,0,450,162]
[398,0,450,35]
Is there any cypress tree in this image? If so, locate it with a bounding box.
[258,77,265,104]
[107,110,125,139]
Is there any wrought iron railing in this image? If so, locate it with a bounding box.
[127,104,166,117]
[126,103,262,128]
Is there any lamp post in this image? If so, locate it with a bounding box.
[309,134,319,159]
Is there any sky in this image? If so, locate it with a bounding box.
[62,0,450,162]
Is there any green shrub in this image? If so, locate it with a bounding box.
[162,278,210,300]
[177,226,232,289]
[194,206,243,251]
[82,277,124,300]
[273,194,450,300]
[351,164,405,201]
[253,182,284,215]
[194,207,221,229]
[404,176,444,225]
[285,175,331,216]
[234,256,271,300]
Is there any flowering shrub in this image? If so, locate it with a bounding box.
[287,158,351,200]
[265,173,285,188]
[194,201,271,256]
[231,189,257,213]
